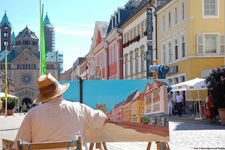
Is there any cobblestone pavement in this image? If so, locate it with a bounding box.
[1,113,225,150]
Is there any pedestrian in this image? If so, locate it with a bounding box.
[176,91,183,117]
[205,92,216,123]
[21,103,27,115]
[167,94,173,116]
[14,73,108,150]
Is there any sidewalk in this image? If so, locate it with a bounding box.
[1,113,225,150]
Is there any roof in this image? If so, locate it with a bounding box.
[11,32,16,43]
[16,26,38,40]
[0,49,59,63]
[44,13,51,26]
[73,57,84,69]
[0,50,19,62]
[0,11,12,28]
[106,0,141,35]
[95,21,109,38]
[46,51,58,62]
[125,89,139,103]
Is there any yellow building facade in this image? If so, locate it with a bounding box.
[157,0,224,103]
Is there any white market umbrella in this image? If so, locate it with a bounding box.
[0,92,18,98]
[171,78,207,120]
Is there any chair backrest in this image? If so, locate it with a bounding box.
[17,136,82,150]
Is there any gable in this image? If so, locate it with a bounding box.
[12,48,39,64]
[91,21,109,49]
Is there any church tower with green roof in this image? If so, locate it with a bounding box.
[44,13,55,52]
[0,11,12,51]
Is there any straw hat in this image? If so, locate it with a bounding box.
[35,73,69,103]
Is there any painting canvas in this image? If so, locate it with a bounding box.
[60,79,170,142]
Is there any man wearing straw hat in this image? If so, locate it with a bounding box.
[14,73,108,149]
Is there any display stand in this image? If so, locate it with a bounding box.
[146,142,170,150]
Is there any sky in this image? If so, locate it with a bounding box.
[1,0,128,71]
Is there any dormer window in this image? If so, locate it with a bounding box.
[115,15,117,26]
[118,12,120,23]
[111,18,114,28]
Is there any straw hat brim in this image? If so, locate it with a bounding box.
[34,83,69,104]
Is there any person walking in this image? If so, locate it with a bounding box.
[14,73,108,150]
[168,94,173,116]
[21,103,27,115]
[176,91,183,117]
[205,92,216,123]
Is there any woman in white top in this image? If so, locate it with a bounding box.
[168,94,173,116]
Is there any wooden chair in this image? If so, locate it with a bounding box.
[17,136,82,150]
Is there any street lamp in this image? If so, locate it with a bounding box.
[4,45,8,117]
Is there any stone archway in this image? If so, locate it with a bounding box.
[22,98,32,106]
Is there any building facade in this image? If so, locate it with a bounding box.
[0,12,63,105]
[157,0,224,101]
[0,11,12,51]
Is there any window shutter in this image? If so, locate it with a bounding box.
[220,35,224,54]
[197,34,203,54]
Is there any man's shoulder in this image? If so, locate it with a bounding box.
[63,100,81,106]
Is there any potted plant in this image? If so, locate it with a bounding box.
[205,67,225,124]
[1,97,18,116]
[142,116,150,128]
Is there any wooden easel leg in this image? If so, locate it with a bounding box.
[164,142,170,150]
[146,142,151,150]
[96,143,102,150]
[156,142,160,150]
[89,143,94,150]
[89,142,107,150]
[102,142,108,150]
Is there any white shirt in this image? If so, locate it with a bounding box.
[14,98,107,150]
[176,94,183,103]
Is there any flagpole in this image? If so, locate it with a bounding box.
[4,45,8,117]
[39,0,42,76]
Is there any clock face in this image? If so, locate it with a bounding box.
[22,75,32,84]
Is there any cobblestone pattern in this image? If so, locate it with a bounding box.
[1,114,225,150]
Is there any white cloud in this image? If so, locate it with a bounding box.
[55,27,93,36]
[54,21,94,28]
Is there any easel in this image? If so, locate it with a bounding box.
[147,142,170,150]
[79,79,108,150]
[89,142,107,150]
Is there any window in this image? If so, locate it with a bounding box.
[4,40,8,46]
[174,39,178,60]
[220,35,224,54]
[138,24,141,37]
[3,32,8,37]
[131,28,134,40]
[112,44,114,64]
[124,54,128,77]
[203,0,218,17]
[205,34,217,53]
[197,34,224,54]
[168,42,172,62]
[162,45,166,64]
[181,35,185,57]
[181,2,184,21]
[141,21,145,37]
[174,7,177,25]
[162,16,165,32]
[140,46,145,72]
[135,49,139,74]
[168,12,171,28]
[130,51,133,76]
